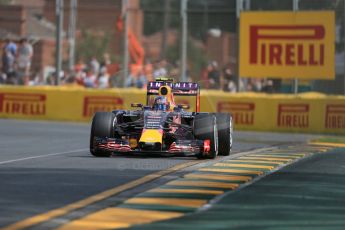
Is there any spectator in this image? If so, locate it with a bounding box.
[126,66,147,88]
[246,78,261,92]
[2,46,16,84]
[97,66,110,89]
[169,62,180,82]
[75,58,86,72]
[64,74,76,85]
[28,72,40,86]
[16,38,33,85]
[136,69,147,88]
[153,59,167,79]
[0,73,6,84]
[144,60,153,82]
[84,69,97,88]
[100,53,112,68]
[271,79,281,92]
[58,70,66,84]
[262,79,274,93]
[125,73,135,88]
[207,61,220,89]
[46,72,56,85]
[75,59,87,86]
[222,66,236,92]
[4,38,17,57]
[89,56,100,76]
[64,74,83,88]
[253,79,263,92]
[99,53,120,87]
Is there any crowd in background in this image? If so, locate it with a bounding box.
[0,39,278,93]
[48,54,117,89]
[1,38,33,85]
[201,60,279,93]
[49,57,177,89]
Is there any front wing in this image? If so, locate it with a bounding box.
[93,137,210,157]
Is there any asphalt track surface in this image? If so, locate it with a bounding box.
[0,119,318,229]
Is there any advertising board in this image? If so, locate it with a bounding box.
[240,11,335,79]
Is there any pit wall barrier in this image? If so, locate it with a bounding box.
[0,86,344,134]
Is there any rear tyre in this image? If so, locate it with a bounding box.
[215,113,233,156]
[194,113,218,159]
[90,112,115,157]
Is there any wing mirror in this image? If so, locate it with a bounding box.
[131,103,143,108]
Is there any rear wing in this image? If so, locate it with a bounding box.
[147,81,199,96]
[146,80,200,112]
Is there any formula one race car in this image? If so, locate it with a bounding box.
[90,78,233,159]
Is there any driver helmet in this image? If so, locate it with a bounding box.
[153,96,170,111]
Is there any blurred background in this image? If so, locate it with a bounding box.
[0,0,344,94]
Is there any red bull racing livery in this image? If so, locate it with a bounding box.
[90,78,233,159]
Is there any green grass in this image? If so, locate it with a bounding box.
[312,136,345,144]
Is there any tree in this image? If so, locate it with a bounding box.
[75,30,112,63]
[0,0,11,5]
[166,35,208,81]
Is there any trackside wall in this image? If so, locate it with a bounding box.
[0,86,344,134]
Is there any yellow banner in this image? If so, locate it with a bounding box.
[239,11,335,79]
[0,87,344,134]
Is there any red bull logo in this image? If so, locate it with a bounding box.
[250,25,325,66]
[0,93,46,116]
[277,104,309,128]
[83,96,123,117]
[325,104,345,129]
[218,102,255,125]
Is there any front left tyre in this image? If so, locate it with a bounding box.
[90,112,115,157]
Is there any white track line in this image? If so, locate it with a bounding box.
[0,148,88,165]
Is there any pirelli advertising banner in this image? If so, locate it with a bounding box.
[239,11,335,79]
[201,91,345,135]
[0,86,145,122]
[0,87,344,134]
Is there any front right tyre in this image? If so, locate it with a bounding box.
[215,113,233,156]
[90,112,115,157]
[193,113,218,159]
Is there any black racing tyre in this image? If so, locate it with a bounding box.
[193,113,218,159]
[215,113,233,156]
[90,112,115,157]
